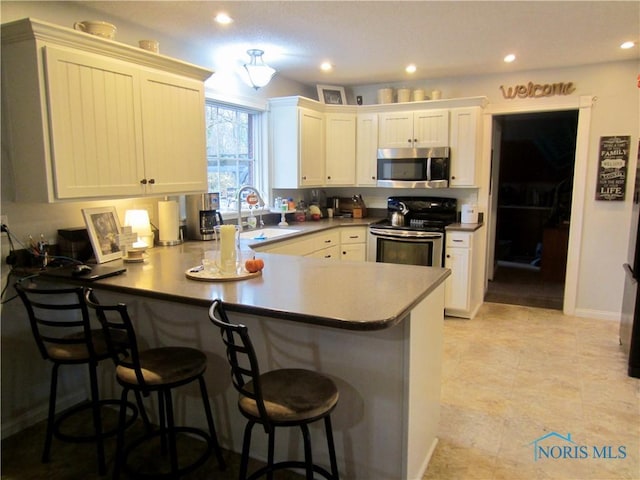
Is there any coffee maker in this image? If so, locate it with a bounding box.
[186,193,224,241]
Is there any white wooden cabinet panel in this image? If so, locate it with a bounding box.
[445,245,470,312]
[356,113,378,185]
[325,113,356,185]
[449,107,482,187]
[378,109,449,148]
[378,112,414,148]
[140,71,208,194]
[413,109,449,147]
[444,229,483,319]
[44,46,145,198]
[299,108,325,186]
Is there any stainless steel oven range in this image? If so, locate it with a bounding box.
[368,196,457,267]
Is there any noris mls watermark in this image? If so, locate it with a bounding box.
[529,432,627,461]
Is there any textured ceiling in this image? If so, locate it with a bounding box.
[73,1,639,86]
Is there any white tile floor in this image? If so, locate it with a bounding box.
[424,302,640,480]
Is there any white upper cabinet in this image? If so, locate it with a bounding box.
[378,109,449,148]
[449,107,482,187]
[44,46,146,198]
[1,18,212,202]
[356,113,378,185]
[140,70,208,194]
[325,112,356,185]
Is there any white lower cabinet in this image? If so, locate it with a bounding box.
[340,227,367,262]
[254,227,366,262]
[444,229,483,319]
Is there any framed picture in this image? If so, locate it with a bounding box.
[317,85,347,105]
[82,206,123,263]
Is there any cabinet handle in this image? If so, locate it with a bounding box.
[407,139,412,143]
[327,176,331,180]
[302,176,307,180]
[324,254,332,258]
[452,176,456,179]
[342,251,347,255]
[349,235,358,239]
[447,254,451,258]
[140,179,147,185]
[371,176,376,180]
[453,239,463,243]
[324,240,332,244]
[148,178,155,185]
[414,138,418,143]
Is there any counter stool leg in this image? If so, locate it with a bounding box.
[163,390,180,476]
[240,421,255,480]
[134,391,152,432]
[113,388,130,480]
[198,376,226,470]
[158,391,167,456]
[42,364,60,463]
[300,424,313,480]
[88,361,107,475]
[325,416,339,479]
[267,429,275,480]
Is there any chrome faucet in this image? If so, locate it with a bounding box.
[236,185,266,231]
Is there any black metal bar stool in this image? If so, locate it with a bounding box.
[14,278,142,475]
[85,288,226,479]
[209,299,340,480]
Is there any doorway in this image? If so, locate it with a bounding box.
[485,110,578,309]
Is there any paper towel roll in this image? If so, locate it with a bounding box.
[158,200,180,242]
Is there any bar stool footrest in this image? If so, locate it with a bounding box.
[54,399,139,443]
[247,460,336,480]
[121,426,213,479]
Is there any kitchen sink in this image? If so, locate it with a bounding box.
[239,228,301,241]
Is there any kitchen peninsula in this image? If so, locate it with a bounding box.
[54,235,449,480]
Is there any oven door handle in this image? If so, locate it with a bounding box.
[369,228,443,240]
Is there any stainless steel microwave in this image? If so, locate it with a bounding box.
[377,147,450,188]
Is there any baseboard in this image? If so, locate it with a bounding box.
[573,308,620,321]
[411,437,438,480]
[1,391,86,440]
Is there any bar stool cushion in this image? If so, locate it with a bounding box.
[116,347,207,386]
[47,329,127,361]
[239,368,339,422]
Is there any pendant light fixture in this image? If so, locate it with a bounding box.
[243,49,276,89]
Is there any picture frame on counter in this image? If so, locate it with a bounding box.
[317,84,347,105]
[82,206,123,263]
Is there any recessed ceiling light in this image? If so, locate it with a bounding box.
[504,53,516,63]
[214,12,233,25]
[406,64,417,74]
[621,41,635,49]
[320,62,333,72]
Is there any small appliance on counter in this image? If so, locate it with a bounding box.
[186,193,224,241]
[461,204,479,224]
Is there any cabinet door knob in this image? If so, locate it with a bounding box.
[371,176,376,180]
[302,176,307,180]
[447,254,451,258]
[451,176,456,179]
[327,176,331,180]
[414,138,418,143]
[407,139,412,143]
[148,178,155,185]
[140,179,147,185]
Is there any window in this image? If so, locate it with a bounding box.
[205,101,262,211]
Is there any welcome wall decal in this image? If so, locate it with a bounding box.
[499,81,576,99]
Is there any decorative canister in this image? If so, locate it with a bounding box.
[397,88,411,103]
[413,89,425,101]
[377,88,394,104]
